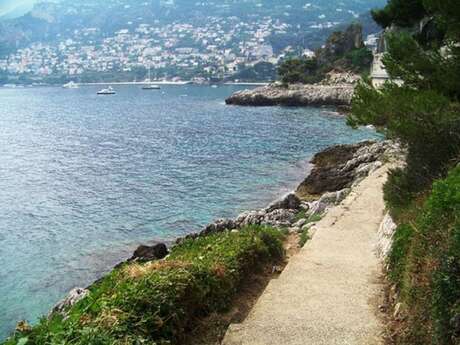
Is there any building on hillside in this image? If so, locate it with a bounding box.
[370,53,389,88]
[370,33,403,88]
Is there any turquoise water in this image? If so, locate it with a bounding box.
[0,85,380,338]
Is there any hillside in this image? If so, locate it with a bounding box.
[0,0,385,83]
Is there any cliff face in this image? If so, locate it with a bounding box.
[316,23,365,67]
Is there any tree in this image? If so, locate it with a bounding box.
[371,0,426,28]
[277,57,319,84]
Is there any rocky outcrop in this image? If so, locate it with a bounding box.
[129,243,169,262]
[316,23,365,66]
[51,288,89,317]
[172,140,400,245]
[296,141,398,198]
[225,83,354,107]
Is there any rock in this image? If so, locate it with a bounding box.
[15,320,32,333]
[266,192,301,212]
[130,243,169,262]
[201,218,237,235]
[376,213,397,259]
[51,288,89,316]
[293,218,307,228]
[300,202,310,211]
[355,162,374,178]
[393,302,403,319]
[307,201,328,217]
[289,227,301,234]
[316,23,365,66]
[297,141,391,198]
[225,84,355,107]
[261,209,296,227]
[320,71,361,86]
[336,188,351,203]
[302,222,316,231]
[238,210,266,226]
[319,191,339,205]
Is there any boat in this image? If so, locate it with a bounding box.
[63,81,79,89]
[97,86,116,95]
[142,84,161,90]
[142,65,161,90]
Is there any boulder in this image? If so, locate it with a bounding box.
[293,218,308,228]
[307,201,328,217]
[297,141,390,198]
[130,243,169,262]
[336,188,351,203]
[261,209,296,227]
[201,218,237,235]
[51,288,89,316]
[266,192,301,212]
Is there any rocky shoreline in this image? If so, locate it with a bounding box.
[225,84,354,107]
[53,139,400,314]
[225,72,360,107]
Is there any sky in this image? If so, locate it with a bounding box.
[0,0,37,18]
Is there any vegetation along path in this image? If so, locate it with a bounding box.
[223,165,389,345]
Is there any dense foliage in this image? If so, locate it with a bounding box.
[277,24,372,84]
[3,226,284,345]
[228,62,277,82]
[277,58,320,84]
[349,1,460,344]
[349,1,460,206]
[371,0,426,28]
[387,168,460,344]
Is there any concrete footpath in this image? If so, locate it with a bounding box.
[222,166,388,345]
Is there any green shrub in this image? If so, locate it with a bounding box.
[277,57,320,84]
[387,167,460,344]
[344,47,373,71]
[4,226,285,345]
[383,168,417,217]
[299,229,310,248]
[387,224,414,283]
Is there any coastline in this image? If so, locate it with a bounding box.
[58,139,398,308]
[225,72,361,107]
[2,138,401,344]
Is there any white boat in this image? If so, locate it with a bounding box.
[142,65,161,90]
[63,81,79,89]
[97,86,116,95]
[142,84,161,90]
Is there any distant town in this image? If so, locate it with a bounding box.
[0,1,382,84]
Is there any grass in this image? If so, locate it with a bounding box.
[299,229,310,248]
[295,210,323,248]
[3,225,285,345]
[385,166,460,345]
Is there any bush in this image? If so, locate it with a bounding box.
[344,47,373,71]
[387,167,460,344]
[349,82,460,203]
[277,57,319,84]
[3,226,285,345]
[383,168,417,216]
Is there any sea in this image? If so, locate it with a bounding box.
[0,84,381,339]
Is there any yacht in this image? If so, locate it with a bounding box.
[63,81,79,89]
[97,86,116,95]
[142,66,161,90]
[142,84,161,90]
